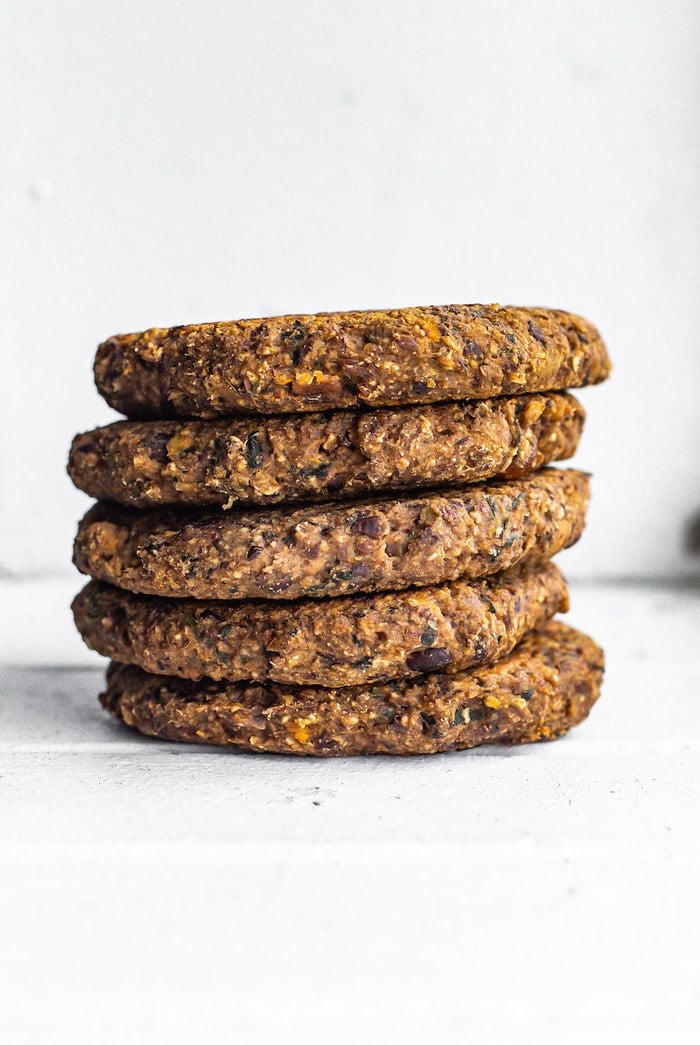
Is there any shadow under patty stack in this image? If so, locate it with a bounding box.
[68,304,610,756]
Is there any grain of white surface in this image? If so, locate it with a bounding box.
[1,582,698,1043]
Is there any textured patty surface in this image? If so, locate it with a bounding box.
[100,621,604,756]
[94,304,610,418]
[73,468,589,600]
[73,561,567,686]
[68,392,583,508]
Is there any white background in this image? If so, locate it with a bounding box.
[1,0,699,585]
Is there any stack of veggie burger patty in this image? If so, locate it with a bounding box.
[68,304,610,756]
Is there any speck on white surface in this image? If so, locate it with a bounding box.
[1,581,699,1043]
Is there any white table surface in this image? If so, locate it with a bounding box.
[1,580,699,1044]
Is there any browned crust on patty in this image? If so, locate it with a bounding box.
[68,392,584,508]
[73,468,589,601]
[73,561,568,687]
[100,621,604,755]
[94,304,610,418]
